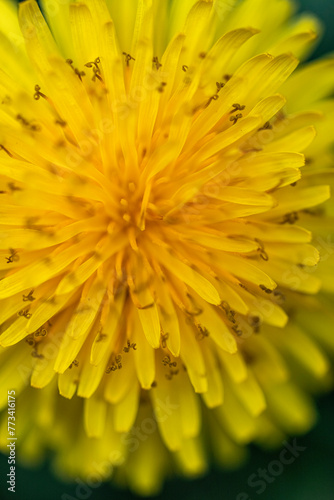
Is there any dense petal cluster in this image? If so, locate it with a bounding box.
[0,0,333,494]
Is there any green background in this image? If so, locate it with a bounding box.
[1,0,334,499]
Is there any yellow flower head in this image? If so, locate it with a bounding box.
[0,0,333,495]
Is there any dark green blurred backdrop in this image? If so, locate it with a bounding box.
[0,1,333,499]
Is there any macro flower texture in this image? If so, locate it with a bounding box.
[0,0,333,495]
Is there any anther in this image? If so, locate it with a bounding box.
[259,284,272,294]
[199,52,206,59]
[230,113,243,125]
[182,65,188,72]
[123,52,135,66]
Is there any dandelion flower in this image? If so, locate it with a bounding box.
[0,0,333,495]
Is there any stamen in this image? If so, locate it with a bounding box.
[258,121,272,131]
[273,290,285,303]
[31,349,44,359]
[17,308,31,319]
[69,359,79,369]
[55,118,67,127]
[182,65,188,72]
[152,56,162,70]
[165,369,179,380]
[249,315,261,333]
[106,354,122,372]
[84,57,100,70]
[122,52,135,67]
[34,327,47,337]
[205,93,219,108]
[92,66,103,82]
[184,294,203,316]
[230,103,245,113]
[8,182,22,192]
[34,85,47,100]
[232,324,243,336]
[280,212,299,224]
[23,290,36,302]
[25,335,35,347]
[162,355,177,368]
[16,114,41,132]
[230,113,243,125]
[66,59,85,80]
[196,324,209,340]
[6,248,19,263]
[157,82,167,93]
[96,328,107,342]
[123,340,137,352]
[0,145,13,157]
[160,331,169,349]
[255,238,269,261]
[74,68,85,81]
